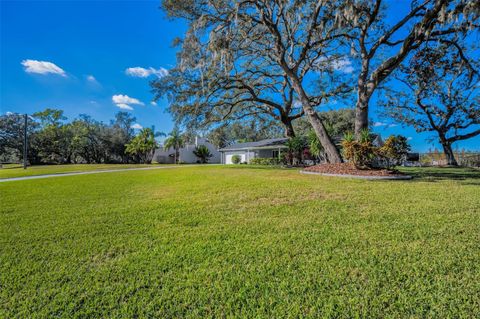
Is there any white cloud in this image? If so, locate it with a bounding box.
[21,59,66,76]
[407,137,413,141]
[112,94,143,105]
[112,94,143,111]
[125,66,169,78]
[131,123,143,129]
[6,111,13,115]
[86,75,97,82]
[314,56,354,74]
[331,57,354,73]
[150,101,157,106]
[116,103,134,110]
[374,122,399,128]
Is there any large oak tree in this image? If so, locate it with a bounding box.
[382,44,479,166]
[340,0,479,136]
[158,0,355,163]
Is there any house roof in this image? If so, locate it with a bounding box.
[219,138,289,151]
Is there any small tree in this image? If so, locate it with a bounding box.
[193,145,213,163]
[125,128,157,163]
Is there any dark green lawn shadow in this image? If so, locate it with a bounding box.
[399,166,480,184]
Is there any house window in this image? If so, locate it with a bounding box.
[272,150,279,158]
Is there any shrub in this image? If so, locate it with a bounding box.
[308,130,323,161]
[342,131,411,169]
[249,158,282,165]
[341,130,376,169]
[378,135,410,169]
[193,145,213,163]
[231,154,241,164]
[285,136,308,165]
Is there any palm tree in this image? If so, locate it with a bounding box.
[193,145,213,163]
[125,128,157,163]
[163,127,184,164]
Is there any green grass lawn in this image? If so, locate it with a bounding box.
[1,166,479,318]
[0,163,162,179]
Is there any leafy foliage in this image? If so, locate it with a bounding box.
[0,113,38,163]
[249,158,282,166]
[378,136,411,169]
[294,109,356,138]
[342,130,411,169]
[307,130,323,161]
[341,130,376,169]
[163,128,185,164]
[0,110,138,165]
[284,136,308,166]
[125,128,157,164]
[231,154,241,164]
[193,145,213,163]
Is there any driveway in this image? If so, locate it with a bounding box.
[0,166,186,183]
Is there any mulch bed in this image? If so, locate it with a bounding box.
[303,163,405,177]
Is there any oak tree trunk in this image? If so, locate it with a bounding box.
[291,82,342,163]
[440,139,458,166]
[299,106,341,162]
[280,64,342,163]
[284,120,296,138]
[354,99,369,137]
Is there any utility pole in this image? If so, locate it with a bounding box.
[23,114,28,169]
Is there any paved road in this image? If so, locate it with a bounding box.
[0,166,186,183]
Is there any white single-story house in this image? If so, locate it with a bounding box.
[219,138,289,164]
[153,137,221,164]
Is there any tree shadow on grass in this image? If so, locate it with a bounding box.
[399,167,480,184]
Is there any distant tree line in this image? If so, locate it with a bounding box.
[0,109,157,165]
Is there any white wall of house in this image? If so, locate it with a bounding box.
[153,137,221,164]
[223,151,250,164]
[152,149,175,164]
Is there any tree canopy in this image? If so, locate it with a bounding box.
[382,43,479,165]
[0,110,139,164]
[157,0,360,162]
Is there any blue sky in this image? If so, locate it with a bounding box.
[1,0,479,151]
[1,0,184,135]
